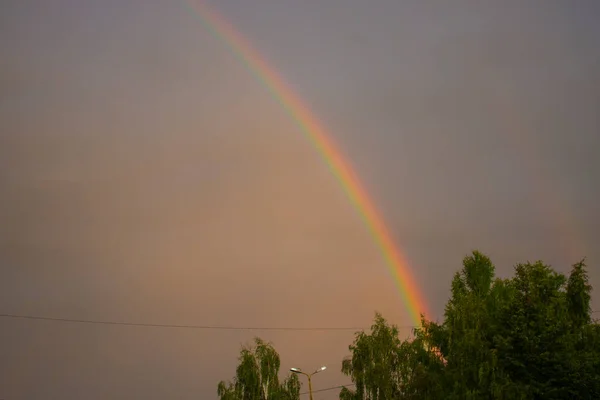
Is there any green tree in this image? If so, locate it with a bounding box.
[494,259,599,398]
[338,251,599,400]
[218,337,300,400]
[567,259,592,328]
[340,313,404,400]
[442,252,514,399]
[395,319,446,400]
[339,313,444,400]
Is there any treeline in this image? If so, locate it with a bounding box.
[217,251,600,399]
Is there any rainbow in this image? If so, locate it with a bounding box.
[185,1,429,326]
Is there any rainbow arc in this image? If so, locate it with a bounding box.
[186,1,429,326]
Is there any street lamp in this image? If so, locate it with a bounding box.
[290,366,326,400]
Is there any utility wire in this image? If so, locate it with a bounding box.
[300,383,355,396]
[0,313,417,331]
[4,310,596,396]
[3,312,363,394]
[2,312,598,330]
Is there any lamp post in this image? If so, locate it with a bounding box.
[290,366,326,400]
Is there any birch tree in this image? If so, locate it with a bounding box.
[218,338,300,400]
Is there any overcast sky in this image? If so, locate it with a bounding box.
[1,1,599,399]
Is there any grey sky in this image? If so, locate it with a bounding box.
[1,1,599,399]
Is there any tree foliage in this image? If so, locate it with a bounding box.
[339,313,404,400]
[337,251,598,399]
[217,338,300,400]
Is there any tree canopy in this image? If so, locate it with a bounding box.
[218,251,599,400]
[217,338,300,400]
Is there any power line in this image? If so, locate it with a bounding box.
[0,313,413,331]
[300,383,355,396]
[2,311,597,331]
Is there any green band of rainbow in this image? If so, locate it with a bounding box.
[186,1,429,327]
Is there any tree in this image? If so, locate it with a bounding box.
[338,251,599,400]
[339,313,444,400]
[218,337,300,400]
[429,253,599,399]
[340,313,404,400]
[494,259,600,398]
